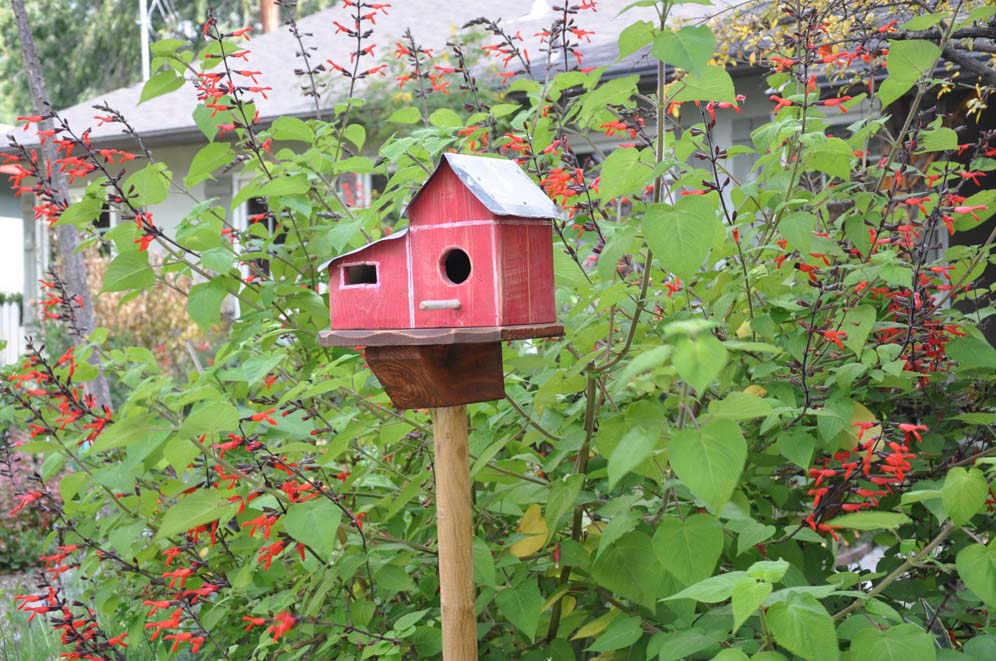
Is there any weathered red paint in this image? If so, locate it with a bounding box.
[327,159,556,332]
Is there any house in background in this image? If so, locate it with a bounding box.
[2,0,990,354]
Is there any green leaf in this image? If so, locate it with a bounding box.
[823,511,911,530]
[878,40,942,108]
[765,592,838,661]
[673,334,728,395]
[158,489,239,539]
[124,162,172,206]
[957,541,996,607]
[669,419,745,512]
[187,280,229,331]
[101,251,155,292]
[618,20,654,59]
[942,467,988,525]
[653,513,723,586]
[180,401,238,438]
[644,195,722,280]
[56,197,103,228]
[663,571,747,603]
[283,498,343,559]
[429,108,462,129]
[258,174,310,198]
[778,211,816,254]
[917,125,958,153]
[840,305,876,356]
[184,142,235,187]
[803,136,852,181]
[270,116,314,143]
[652,25,716,76]
[496,579,544,642]
[732,577,771,633]
[590,532,660,609]
[472,537,496,588]
[388,107,422,124]
[608,426,657,488]
[709,391,773,420]
[850,624,936,661]
[140,70,184,103]
[670,65,735,103]
[587,615,643,652]
[947,336,996,371]
[599,147,654,202]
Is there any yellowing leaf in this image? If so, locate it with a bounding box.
[571,608,620,640]
[509,504,548,558]
[736,320,752,338]
[845,402,881,451]
[744,385,768,397]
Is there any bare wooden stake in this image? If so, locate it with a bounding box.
[432,405,477,660]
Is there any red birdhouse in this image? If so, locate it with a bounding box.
[319,153,563,409]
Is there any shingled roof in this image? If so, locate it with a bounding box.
[8,1,670,148]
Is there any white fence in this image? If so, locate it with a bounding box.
[0,301,25,365]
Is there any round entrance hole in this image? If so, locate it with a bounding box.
[442,248,472,284]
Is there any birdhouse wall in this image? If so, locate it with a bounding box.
[410,222,498,328]
[407,162,496,227]
[328,237,411,330]
[496,220,557,326]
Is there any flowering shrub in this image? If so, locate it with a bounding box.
[2,0,996,659]
[0,433,57,573]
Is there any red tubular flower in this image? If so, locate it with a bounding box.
[770,95,793,112]
[251,408,278,425]
[257,540,286,570]
[268,612,296,641]
[243,616,266,632]
[822,96,852,111]
[898,422,928,443]
[961,171,985,185]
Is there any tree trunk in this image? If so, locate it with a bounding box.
[260,0,279,33]
[10,0,111,408]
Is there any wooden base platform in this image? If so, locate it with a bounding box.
[318,323,564,347]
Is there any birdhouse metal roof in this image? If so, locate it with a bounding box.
[319,227,408,271]
[404,153,560,220]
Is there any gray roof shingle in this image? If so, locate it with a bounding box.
[8,1,662,148]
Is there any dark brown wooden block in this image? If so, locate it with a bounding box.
[365,342,505,409]
[319,323,563,347]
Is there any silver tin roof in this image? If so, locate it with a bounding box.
[404,153,560,220]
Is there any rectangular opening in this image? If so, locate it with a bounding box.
[344,263,378,286]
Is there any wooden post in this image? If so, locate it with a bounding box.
[432,405,477,660]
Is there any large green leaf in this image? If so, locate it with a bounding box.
[850,624,936,661]
[599,147,654,202]
[942,467,988,525]
[823,511,911,530]
[587,615,643,652]
[123,162,171,206]
[765,592,838,661]
[803,136,852,181]
[140,70,184,103]
[652,25,716,75]
[157,489,240,539]
[877,40,942,108]
[101,251,155,293]
[495,579,544,642]
[669,419,746,512]
[283,498,343,559]
[670,65,735,102]
[673,334,728,395]
[180,401,238,438]
[184,142,235,187]
[663,571,748,603]
[731,577,771,633]
[653,513,723,585]
[644,195,723,280]
[608,426,657,488]
[957,542,996,607]
[187,280,229,331]
[590,532,660,609]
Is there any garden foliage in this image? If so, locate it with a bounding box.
[2,0,996,658]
